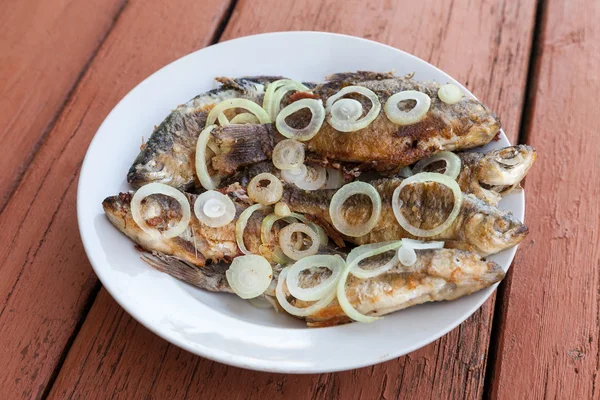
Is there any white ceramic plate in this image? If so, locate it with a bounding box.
[78,32,523,373]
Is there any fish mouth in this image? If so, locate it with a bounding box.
[127,160,169,188]
[492,214,529,248]
[479,145,536,188]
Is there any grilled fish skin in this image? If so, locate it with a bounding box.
[127,76,284,191]
[211,71,501,178]
[141,247,504,327]
[281,179,528,256]
[456,145,536,205]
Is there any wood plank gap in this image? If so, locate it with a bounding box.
[0,0,130,217]
[483,1,548,398]
[209,0,239,45]
[515,0,548,146]
[40,280,103,400]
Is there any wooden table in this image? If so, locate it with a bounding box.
[1,0,598,398]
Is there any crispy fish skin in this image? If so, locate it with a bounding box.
[127,76,283,191]
[102,192,273,267]
[456,145,536,205]
[302,248,504,327]
[211,71,501,176]
[281,179,528,256]
[139,247,504,327]
[304,72,501,171]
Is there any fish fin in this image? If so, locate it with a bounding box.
[141,253,232,293]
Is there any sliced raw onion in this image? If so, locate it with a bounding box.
[206,98,270,127]
[260,213,297,244]
[195,125,221,190]
[438,83,463,105]
[276,268,336,317]
[326,86,381,132]
[226,254,273,299]
[294,165,327,190]
[330,98,363,121]
[286,255,345,301]
[384,90,431,125]
[193,190,236,228]
[236,204,269,254]
[346,241,401,279]
[272,139,305,170]
[217,113,230,126]
[329,182,382,237]
[274,202,291,217]
[280,165,307,184]
[247,173,283,205]
[324,168,344,189]
[289,212,328,247]
[412,151,462,180]
[279,223,319,260]
[397,239,444,267]
[276,99,325,141]
[396,245,417,267]
[230,112,260,124]
[337,241,403,322]
[131,183,191,239]
[248,296,274,309]
[263,79,310,120]
[392,172,462,237]
[401,238,445,250]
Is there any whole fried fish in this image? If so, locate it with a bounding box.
[128,72,500,190]
[142,247,504,327]
[281,178,528,256]
[224,145,536,206]
[127,76,284,190]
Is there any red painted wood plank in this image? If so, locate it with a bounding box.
[48,0,537,399]
[489,0,600,398]
[0,0,125,210]
[0,0,231,398]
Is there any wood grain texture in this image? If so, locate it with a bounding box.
[47,0,537,399]
[489,0,600,398]
[0,0,126,210]
[0,0,231,398]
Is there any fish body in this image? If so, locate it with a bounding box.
[303,72,500,172]
[282,178,528,256]
[129,72,501,190]
[127,76,283,190]
[143,246,504,327]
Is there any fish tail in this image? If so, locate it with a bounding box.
[141,253,232,293]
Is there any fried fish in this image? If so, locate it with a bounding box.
[128,72,501,190]
[142,247,504,327]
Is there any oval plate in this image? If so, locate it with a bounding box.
[77,32,523,373]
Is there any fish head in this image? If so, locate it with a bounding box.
[102,191,189,250]
[477,145,536,192]
[462,196,529,255]
[127,149,195,190]
[102,192,133,232]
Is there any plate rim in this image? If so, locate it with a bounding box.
[77,30,523,373]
